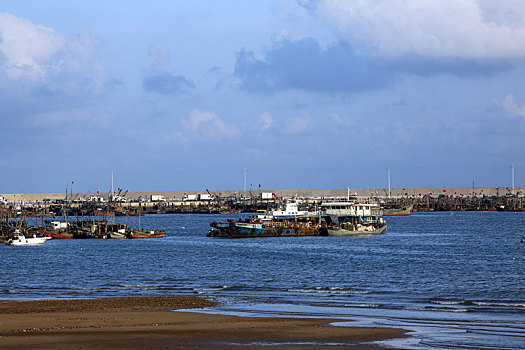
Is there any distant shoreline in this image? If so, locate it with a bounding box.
[0,296,407,349]
[2,186,523,202]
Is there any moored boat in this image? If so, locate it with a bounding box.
[383,204,413,216]
[127,229,167,239]
[326,221,387,236]
[45,221,74,239]
[321,199,387,236]
[5,231,51,246]
[209,218,327,238]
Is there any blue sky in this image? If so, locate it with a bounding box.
[1,0,524,193]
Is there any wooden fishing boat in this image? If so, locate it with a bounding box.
[127,229,167,239]
[321,200,387,236]
[383,204,413,216]
[209,215,327,238]
[45,221,74,239]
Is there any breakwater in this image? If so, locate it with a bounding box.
[1,186,523,202]
[1,188,524,218]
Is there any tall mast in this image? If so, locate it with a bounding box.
[386,168,391,198]
[243,168,247,198]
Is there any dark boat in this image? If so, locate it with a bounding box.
[383,204,413,216]
[209,216,328,238]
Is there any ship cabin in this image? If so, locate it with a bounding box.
[321,201,383,225]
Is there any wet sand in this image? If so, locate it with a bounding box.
[0,296,407,349]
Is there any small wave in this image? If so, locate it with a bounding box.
[1,289,18,293]
[194,285,245,292]
[194,287,227,292]
[314,286,345,291]
[287,288,372,295]
[431,300,464,305]
[474,301,525,308]
[120,284,162,288]
[402,306,469,313]
[431,299,525,308]
[344,304,381,308]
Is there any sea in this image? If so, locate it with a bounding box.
[1,211,524,349]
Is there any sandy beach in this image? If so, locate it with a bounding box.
[0,296,407,349]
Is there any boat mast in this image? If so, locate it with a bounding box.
[111,170,116,225]
[138,202,141,230]
[111,170,114,202]
[64,188,68,226]
[386,168,391,199]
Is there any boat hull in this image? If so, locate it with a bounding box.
[127,230,167,239]
[5,235,51,246]
[108,232,127,239]
[383,205,413,216]
[328,224,387,237]
[210,221,324,238]
[47,229,74,239]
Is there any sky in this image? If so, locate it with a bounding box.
[1,0,524,194]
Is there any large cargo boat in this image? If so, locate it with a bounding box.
[209,199,387,238]
[209,218,327,238]
[209,201,327,238]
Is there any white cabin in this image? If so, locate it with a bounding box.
[321,201,382,217]
[50,221,68,230]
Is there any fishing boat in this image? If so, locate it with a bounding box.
[45,221,74,239]
[127,229,167,239]
[209,217,327,238]
[383,204,413,216]
[321,199,387,236]
[5,231,51,246]
[106,224,128,239]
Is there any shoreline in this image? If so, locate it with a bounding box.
[0,296,408,349]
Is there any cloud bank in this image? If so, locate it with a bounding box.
[142,43,194,95]
[0,12,103,117]
[234,38,505,93]
[301,0,525,60]
[182,109,239,141]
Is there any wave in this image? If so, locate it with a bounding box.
[473,301,525,308]
[344,304,381,308]
[402,306,470,313]
[287,288,372,295]
[194,285,245,292]
[431,299,525,308]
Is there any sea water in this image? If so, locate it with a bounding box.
[1,212,524,349]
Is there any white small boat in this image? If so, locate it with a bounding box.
[5,231,51,246]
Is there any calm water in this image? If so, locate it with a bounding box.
[1,212,524,349]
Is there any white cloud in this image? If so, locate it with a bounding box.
[500,94,525,118]
[303,0,525,60]
[182,109,239,141]
[257,112,273,131]
[0,13,65,80]
[0,12,101,90]
[146,42,170,74]
[328,114,353,134]
[285,116,310,134]
[271,29,303,44]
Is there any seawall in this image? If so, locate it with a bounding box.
[2,186,523,202]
